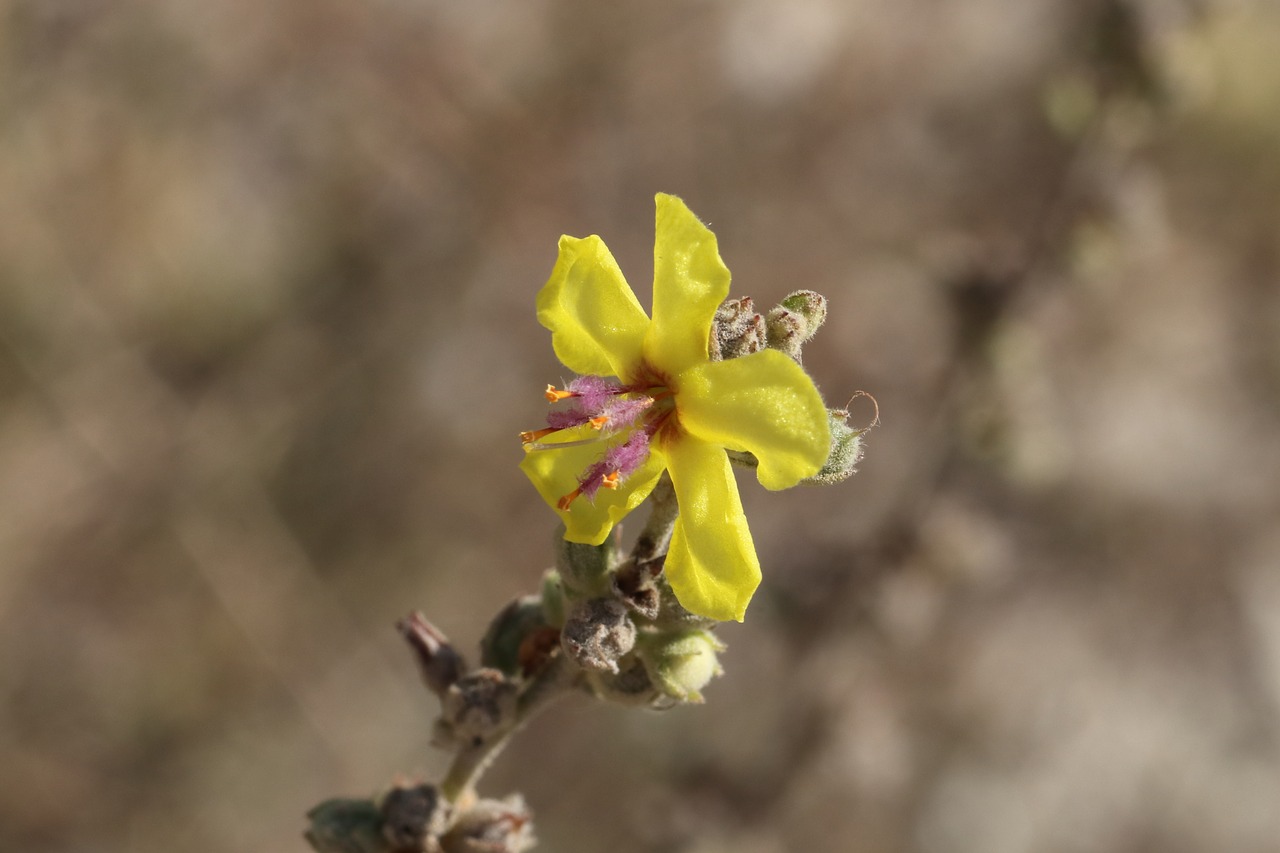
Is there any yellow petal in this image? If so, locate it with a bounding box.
[675,349,830,490]
[538,235,650,379]
[643,194,730,376]
[663,437,761,622]
[520,434,665,545]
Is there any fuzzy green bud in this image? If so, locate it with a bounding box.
[305,798,389,853]
[766,291,827,364]
[779,290,827,333]
[480,596,552,678]
[803,408,867,485]
[714,291,827,363]
[635,630,725,704]
[765,306,807,362]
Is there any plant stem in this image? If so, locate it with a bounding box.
[633,474,677,564]
[438,654,578,804]
[437,481,678,804]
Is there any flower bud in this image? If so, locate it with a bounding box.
[635,630,725,704]
[397,612,464,697]
[803,407,868,486]
[480,595,552,678]
[440,795,536,853]
[711,296,756,342]
[766,291,827,363]
[779,290,827,335]
[560,597,635,674]
[305,798,389,853]
[765,306,808,362]
[379,782,450,853]
[434,669,519,749]
[710,296,767,360]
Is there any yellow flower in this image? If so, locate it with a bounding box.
[521,194,830,622]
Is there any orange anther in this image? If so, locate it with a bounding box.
[556,488,582,510]
[601,472,621,490]
[545,385,575,403]
[589,416,609,430]
[520,427,558,444]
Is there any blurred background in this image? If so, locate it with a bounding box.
[3,0,1280,851]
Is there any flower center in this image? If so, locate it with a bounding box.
[520,367,677,509]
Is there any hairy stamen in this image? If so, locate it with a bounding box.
[529,368,673,507]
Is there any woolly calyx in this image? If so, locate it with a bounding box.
[379,782,451,853]
[559,597,636,674]
[803,408,867,485]
[433,669,519,750]
[710,296,767,361]
[440,795,536,853]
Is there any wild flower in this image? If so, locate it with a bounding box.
[521,194,830,622]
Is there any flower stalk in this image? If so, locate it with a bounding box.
[438,654,579,805]
[304,194,869,853]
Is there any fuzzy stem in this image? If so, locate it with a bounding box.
[609,475,678,611]
[629,473,678,566]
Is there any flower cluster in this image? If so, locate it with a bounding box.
[305,195,868,853]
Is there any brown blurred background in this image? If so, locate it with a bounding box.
[3,1,1280,851]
